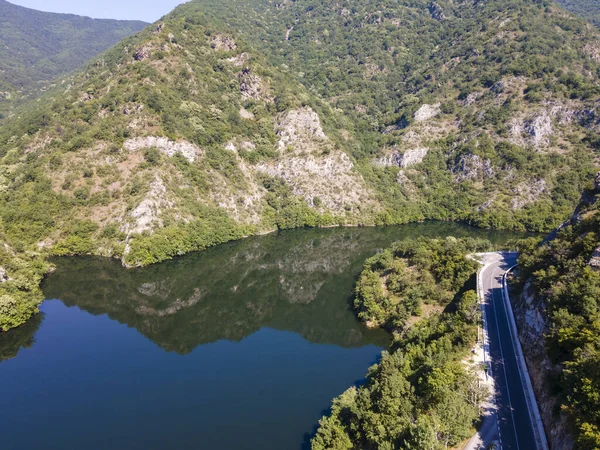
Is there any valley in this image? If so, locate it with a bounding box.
[0,0,599,448]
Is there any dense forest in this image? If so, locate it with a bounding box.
[516,177,600,448]
[312,237,491,449]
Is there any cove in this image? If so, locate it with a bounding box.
[0,222,531,450]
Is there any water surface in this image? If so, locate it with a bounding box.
[0,223,530,450]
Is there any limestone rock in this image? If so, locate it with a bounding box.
[210,34,236,51]
[524,111,554,147]
[376,147,429,168]
[511,179,547,210]
[595,171,600,191]
[453,154,494,182]
[276,107,327,152]
[255,151,372,213]
[123,176,173,236]
[225,53,249,67]
[414,103,441,122]
[239,68,270,102]
[123,136,202,162]
[133,46,150,61]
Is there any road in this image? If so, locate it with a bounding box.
[465,252,542,450]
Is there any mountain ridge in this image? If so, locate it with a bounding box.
[0,0,147,119]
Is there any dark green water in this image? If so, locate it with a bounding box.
[0,223,530,450]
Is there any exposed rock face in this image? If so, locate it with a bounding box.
[0,267,8,283]
[525,111,554,147]
[123,136,202,162]
[225,52,249,67]
[123,176,173,236]
[429,2,446,20]
[510,110,554,148]
[511,179,547,210]
[133,46,150,61]
[414,103,441,122]
[256,151,372,213]
[584,42,600,63]
[376,147,429,168]
[453,154,494,182]
[513,281,575,450]
[210,34,237,51]
[239,107,255,120]
[239,69,270,101]
[276,107,328,151]
[256,107,374,213]
[595,171,600,191]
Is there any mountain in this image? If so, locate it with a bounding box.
[555,0,600,27]
[514,173,600,449]
[0,0,600,331]
[0,0,147,119]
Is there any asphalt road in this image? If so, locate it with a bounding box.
[481,252,537,450]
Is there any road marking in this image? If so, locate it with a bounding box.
[488,264,520,450]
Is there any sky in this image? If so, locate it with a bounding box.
[9,0,189,22]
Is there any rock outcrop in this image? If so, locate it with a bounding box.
[122,176,173,235]
[0,267,8,283]
[210,34,237,51]
[453,154,494,182]
[275,107,328,151]
[123,136,202,162]
[414,103,441,122]
[256,107,374,213]
[376,147,429,168]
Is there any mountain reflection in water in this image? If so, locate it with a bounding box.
[41,222,528,354]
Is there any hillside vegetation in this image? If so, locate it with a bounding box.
[515,173,600,449]
[1,0,600,330]
[555,0,600,26]
[312,237,489,449]
[0,0,146,118]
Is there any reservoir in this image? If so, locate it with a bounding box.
[0,223,529,450]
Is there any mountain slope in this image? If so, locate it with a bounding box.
[514,173,600,449]
[555,0,600,27]
[0,0,146,118]
[1,0,600,331]
[200,0,600,230]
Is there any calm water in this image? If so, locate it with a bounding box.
[0,223,530,450]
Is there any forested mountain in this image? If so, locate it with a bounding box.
[514,173,600,449]
[555,0,600,26]
[0,0,600,331]
[0,0,146,119]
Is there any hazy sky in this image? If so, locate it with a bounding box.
[9,0,189,22]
